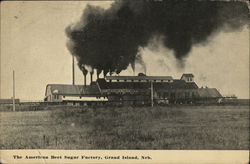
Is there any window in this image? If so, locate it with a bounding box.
[170,92,175,98]
[164,92,169,98]
[192,92,195,97]
[54,95,59,99]
[177,92,181,98]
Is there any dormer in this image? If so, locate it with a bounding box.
[181,73,194,83]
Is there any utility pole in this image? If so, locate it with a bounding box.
[151,81,154,107]
[72,56,75,85]
[13,70,15,112]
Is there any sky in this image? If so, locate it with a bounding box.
[1,1,249,101]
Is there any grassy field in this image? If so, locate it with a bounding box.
[0,105,249,149]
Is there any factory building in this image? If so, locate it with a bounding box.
[44,84,107,105]
[96,74,198,105]
[196,87,223,104]
[44,73,222,105]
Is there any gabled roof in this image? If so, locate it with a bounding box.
[105,76,173,80]
[197,88,222,98]
[181,73,194,78]
[45,84,100,96]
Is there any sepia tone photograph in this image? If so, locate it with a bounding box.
[0,0,249,163]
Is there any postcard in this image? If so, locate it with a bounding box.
[0,1,249,164]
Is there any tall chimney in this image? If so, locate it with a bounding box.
[13,70,15,112]
[72,56,75,85]
[96,69,101,79]
[81,65,88,86]
[103,69,108,78]
[84,75,87,86]
[90,71,93,84]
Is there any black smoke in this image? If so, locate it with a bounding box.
[66,0,248,75]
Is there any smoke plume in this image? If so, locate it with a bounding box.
[66,0,248,75]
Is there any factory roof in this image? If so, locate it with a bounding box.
[105,76,173,80]
[97,79,198,90]
[197,88,222,98]
[181,73,194,78]
[155,80,198,90]
[97,79,149,89]
[45,84,100,96]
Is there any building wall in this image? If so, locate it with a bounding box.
[110,79,173,83]
[155,89,197,99]
[181,76,194,82]
[107,94,151,106]
[45,86,62,102]
[104,88,199,105]
[122,95,136,106]
[0,99,20,104]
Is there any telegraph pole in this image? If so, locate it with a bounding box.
[72,56,75,85]
[13,70,15,112]
[151,81,154,107]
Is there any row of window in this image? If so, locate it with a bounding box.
[110,79,173,82]
[53,95,108,100]
[54,95,59,99]
[158,92,195,98]
[186,77,193,81]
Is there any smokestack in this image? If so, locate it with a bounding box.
[103,69,108,78]
[96,69,101,79]
[72,56,75,85]
[81,65,88,86]
[13,70,15,112]
[90,74,93,84]
[109,70,112,82]
[84,75,86,86]
[90,71,94,84]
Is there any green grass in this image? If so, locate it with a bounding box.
[0,109,91,149]
[0,105,249,149]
